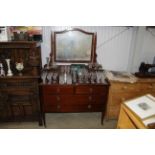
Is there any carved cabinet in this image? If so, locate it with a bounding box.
[0,42,42,125]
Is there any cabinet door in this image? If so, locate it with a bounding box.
[6,90,38,120]
[0,92,9,121]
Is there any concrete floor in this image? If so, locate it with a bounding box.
[0,112,117,129]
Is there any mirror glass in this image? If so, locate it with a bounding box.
[54,29,95,63]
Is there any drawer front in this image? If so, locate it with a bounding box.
[111,83,155,93]
[43,85,74,94]
[43,95,61,105]
[61,104,104,112]
[111,83,138,93]
[62,95,106,105]
[43,104,61,112]
[0,80,37,89]
[138,83,155,92]
[91,95,107,103]
[108,92,141,106]
[107,91,155,119]
[75,85,108,95]
[43,94,106,107]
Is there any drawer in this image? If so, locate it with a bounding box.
[42,85,74,94]
[43,104,61,112]
[111,83,138,93]
[75,85,108,95]
[61,104,104,112]
[111,83,155,93]
[43,95,61,105]
[0,80,37,89]
[91,95,107,103]
[67,95,106,105]
[138,83,155,92]
[108,92,142,106]
[66,95,90,105]
[43,95,106,106]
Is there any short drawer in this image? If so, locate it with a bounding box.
[42,85,74,94]
[75,85,108,95]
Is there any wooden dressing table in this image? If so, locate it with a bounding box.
[40,28,109,126]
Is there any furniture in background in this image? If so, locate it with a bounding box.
[0,41,42,125]
[117,103,147,129]
[117,94,155,129]
[106,78,155,120]
[40,28,109,126]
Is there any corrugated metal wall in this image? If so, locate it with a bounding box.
[41,26,134,71]
[142,28,155,63]
[1,26,152,72]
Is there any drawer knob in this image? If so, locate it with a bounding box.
[148,85,153,89]
[57,88,60,93]
[121,98,126,101]
[122,86,127,90]
[57,105,61,109]
[89,96,92,101]
[89,88,93,93]
[88,104,92,109]
[57,96,60,101]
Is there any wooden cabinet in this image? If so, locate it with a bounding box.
[117,104,146,129]
[40,84,109,125]
[106,78,155,120]
[0,42,42,125]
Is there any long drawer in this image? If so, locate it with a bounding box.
[44,104,104,112]
[43,95,106,105]
[111,83,155,93]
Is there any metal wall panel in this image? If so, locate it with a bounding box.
[41,26,133,71]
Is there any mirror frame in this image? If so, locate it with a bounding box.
[51,28,97,64]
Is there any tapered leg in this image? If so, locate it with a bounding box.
[101,112,104,125]
[43,113,46,127]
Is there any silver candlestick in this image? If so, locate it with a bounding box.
[0,63,5,76]
[5,59,13,76]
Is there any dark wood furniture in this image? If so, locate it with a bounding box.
[40,83,109,126]
[0,41,42,125]
[40,28,109,126]
[106,78,155,120]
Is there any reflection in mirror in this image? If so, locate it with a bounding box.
[53,28,97,63]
